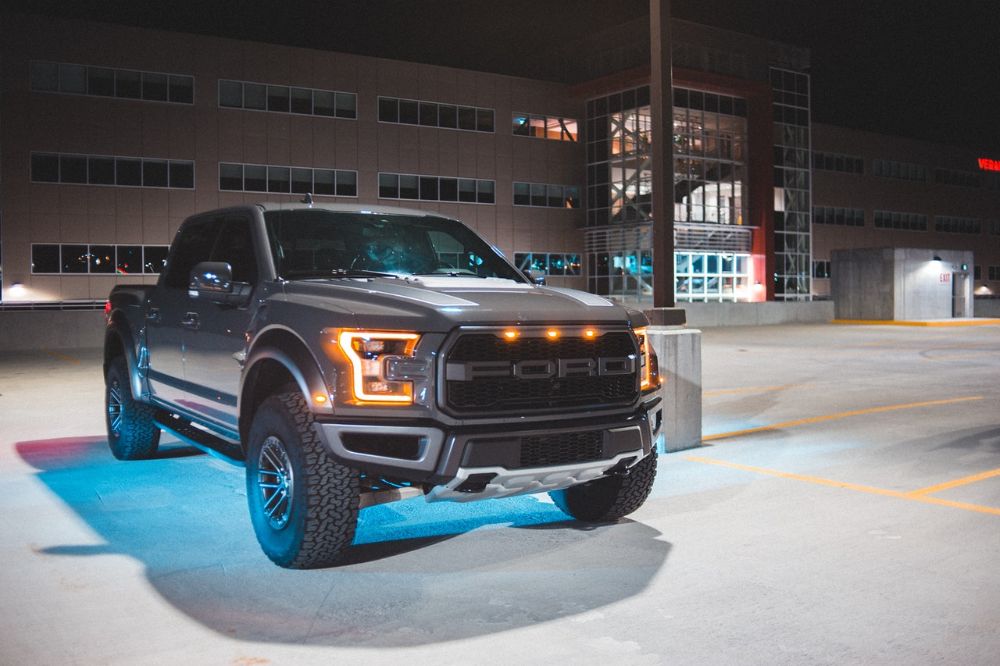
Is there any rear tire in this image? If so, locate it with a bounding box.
[550,450,657,522]
[105,355,160,460]
[246,393,359,568]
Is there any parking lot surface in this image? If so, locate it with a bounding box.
[2,323,998,665]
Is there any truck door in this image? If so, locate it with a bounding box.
[146,216,220,406]
[182,214,260,431]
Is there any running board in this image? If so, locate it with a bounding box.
[155,414,245,467]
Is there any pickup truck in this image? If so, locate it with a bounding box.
[104,201,663,568]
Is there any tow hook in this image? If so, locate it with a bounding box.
[607,456,637,477]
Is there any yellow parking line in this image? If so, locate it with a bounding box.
[907,467,1000,497]
[702,396,983,442]
[703,383,811,397]
[832,319,1000,327]
[43,350,80,364]
[685,456,1000,517]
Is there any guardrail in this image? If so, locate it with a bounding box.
[0,300,105,311]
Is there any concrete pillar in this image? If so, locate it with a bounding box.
[647,326,702,452]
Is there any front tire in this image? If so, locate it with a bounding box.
[105,355,160,460]
[550,450,658,522]
[246,393,359,568]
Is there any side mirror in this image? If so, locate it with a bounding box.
[189,261,251,306]
[523,268,546,286]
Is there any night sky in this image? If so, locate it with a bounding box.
[7,0,1000,153]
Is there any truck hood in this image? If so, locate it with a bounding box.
[278,276,644,330]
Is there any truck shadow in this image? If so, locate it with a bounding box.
[16,435,670,647]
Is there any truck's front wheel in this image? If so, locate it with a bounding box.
[105,356,160,460]
[550,450,658,522]
[246,393,359,568]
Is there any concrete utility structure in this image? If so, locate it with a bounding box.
[831,248,974,321]
[0,9,998,312]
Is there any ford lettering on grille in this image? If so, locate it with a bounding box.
[446,357,635,381]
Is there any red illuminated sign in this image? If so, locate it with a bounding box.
[978,157,1000,172]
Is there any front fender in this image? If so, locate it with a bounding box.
[104,318,147,401]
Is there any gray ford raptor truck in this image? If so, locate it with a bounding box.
[103,202,663,568]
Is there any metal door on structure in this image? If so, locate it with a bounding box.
[952,272,971,317]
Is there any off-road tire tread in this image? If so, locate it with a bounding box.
[254,393,359,569]
[106,356,160,460]
[550,450,657,522]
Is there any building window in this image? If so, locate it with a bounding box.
[377,96,493,132]
[219,79,356,118]
[218,162,356,196]
[30,152,194,189]
[934,216,982,234]
[31,243,169,274]
[812,260,831,278]
[513,182,580,209]
[974,265,982,280]
[514,252,582,276]
[872,159,927,182]
[30,60,193,104]
[873,210,928,231]
[512,113,578,141]
[989,266,1000,281]
[934,167,981,188]
[813,206,864,226]
[377,172,495,204]
[770,67,812,301]
[812,151,864,174]
[674,251,752,302]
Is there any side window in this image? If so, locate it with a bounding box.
[211,216,259,284]
[163,219,221,289]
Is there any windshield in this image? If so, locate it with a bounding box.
[263,209,526,282]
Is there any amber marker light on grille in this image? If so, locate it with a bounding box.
[546,328,560,339]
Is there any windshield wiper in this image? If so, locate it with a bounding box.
[285,268,401,280]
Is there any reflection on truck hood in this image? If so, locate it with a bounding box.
[279,276,636,330]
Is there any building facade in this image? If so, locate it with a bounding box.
[1,13,997,308]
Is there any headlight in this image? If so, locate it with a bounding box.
[634,327,660,391]
[324,329,421,404]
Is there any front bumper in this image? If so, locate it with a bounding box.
[315,398,662,498]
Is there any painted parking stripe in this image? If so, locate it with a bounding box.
[703,396,983,442]
[907,467,1000,497]
[43,350,80,364]
[684,455,1000,517]
[703,383,812,397]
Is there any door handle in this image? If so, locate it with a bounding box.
[146,307,161,324]
[180,312,200,330]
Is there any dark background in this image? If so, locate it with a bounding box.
[7,0,1000,153]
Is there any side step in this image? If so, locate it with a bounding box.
[155,414,245,467]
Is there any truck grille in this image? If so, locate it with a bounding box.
[443,331,639,415]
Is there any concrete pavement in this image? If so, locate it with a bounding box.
[1,323,998,664]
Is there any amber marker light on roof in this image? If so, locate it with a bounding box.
[503,329,519,340]
[546,328,560,339]
[583,328,597,339]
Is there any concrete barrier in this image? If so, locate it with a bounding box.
[974,298,1000,318]
[647,326,702,452]
[0,311,106,350]
[682,301,834,327]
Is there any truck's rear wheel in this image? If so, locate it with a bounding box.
[246,393,359,568]
[105,355,160,460]
[550,450,658,522]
